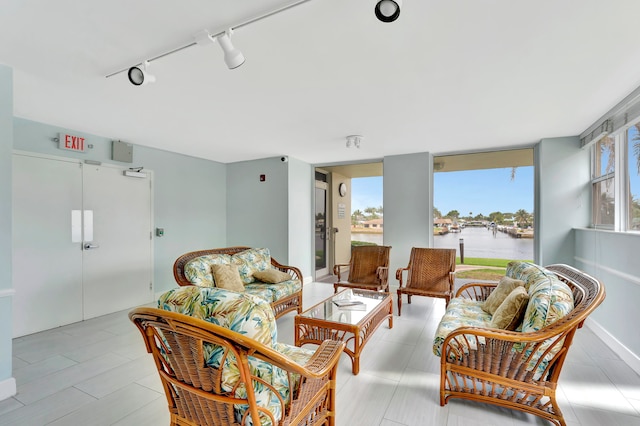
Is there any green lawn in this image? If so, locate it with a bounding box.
[455,257,533,280]
[456,257,532,268]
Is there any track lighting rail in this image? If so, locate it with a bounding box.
[105,0,316,79]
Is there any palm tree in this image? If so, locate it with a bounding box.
[514,209,530,228]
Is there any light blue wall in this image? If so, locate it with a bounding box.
[288,157,313,279]
[226,157,289,263]
[535,137,590,265]
[383,152,433,277]
[575,229,640,358]
[12,118,227,294]
[0,65,14,394]
[536,136,639,364]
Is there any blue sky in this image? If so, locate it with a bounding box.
[351,167,534,216]
[351,128,639,217]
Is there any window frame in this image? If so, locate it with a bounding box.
[591,128,640,233]
[591,136,616,229]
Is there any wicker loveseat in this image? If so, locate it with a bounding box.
[174,247,303,319]
[131,286,344,426]
[433,262,605,426]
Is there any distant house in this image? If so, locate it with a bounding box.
[363,219,383,229]
[434,218,453,227]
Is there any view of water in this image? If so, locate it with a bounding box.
[352,226,533,260]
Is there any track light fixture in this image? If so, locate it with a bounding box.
[216,30,245,69]
[194,29,245,70]
[127,61,156,86]
[375,0,402,23]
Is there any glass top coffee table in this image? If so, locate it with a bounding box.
[294,289,393,375]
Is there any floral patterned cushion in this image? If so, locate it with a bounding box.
[505,260,559,292]
[433,297,492,357]
[232,248,272,284]
[183,254,232,287]
[521,275,574,333]
[250,279,302,302]
[158,286,276,346]
[244,284,276,303]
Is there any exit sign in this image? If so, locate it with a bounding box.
[59,132,86,153]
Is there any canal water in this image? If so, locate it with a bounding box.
[352,226,533,260]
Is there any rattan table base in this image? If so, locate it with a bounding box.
[294,291,393,375]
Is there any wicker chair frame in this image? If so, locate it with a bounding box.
[130,307,345,426]
[396,247,456,315]
[173,247,303,319]
[439,264,606,426]
[333,245,391,293]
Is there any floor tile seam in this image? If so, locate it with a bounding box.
[112,395,166,425]
[133,376,165,395]
[568,400,640,419]
[74,380,164,405]
[596,367,640,402]
[14,354,131,404]
[381,366,447,426]
[629,397,640,417]
[13,354,80,384]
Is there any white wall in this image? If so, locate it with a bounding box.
[383,152,433,280]
[288,157,313,279]
[535,137,590,265]
[12,118,228,294]
[0,65,16,400]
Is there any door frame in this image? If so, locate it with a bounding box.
[314,170,332,278]
[12,150,155,331]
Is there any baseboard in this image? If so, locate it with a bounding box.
[303,276,313,285]
[585,317,640,376]
[0,377,16,401]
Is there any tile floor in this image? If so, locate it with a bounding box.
[2,281,640,426]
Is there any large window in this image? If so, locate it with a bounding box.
[591,136,615,227]
[591,124,640,231]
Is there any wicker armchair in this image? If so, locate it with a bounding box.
[437,264,606,426]
[333,245,391,293]
[130,307,345,426]
[396,248,456,315]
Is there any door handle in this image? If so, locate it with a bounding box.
[84,243,100,250]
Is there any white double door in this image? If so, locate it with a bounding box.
[12,153,153,337]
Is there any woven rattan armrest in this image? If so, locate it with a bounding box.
[395,267,408,286]
[300,340,346,377]
[376,266,389,283]
[454,281,499,302]
[270,257,303,282]
[333,263,349,281]
[247,339,345,380]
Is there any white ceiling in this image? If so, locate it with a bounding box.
[2,0,640,165]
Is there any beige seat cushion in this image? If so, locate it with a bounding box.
[211,264,245,292]
[490,286,529,330]
[482,276,525,315]
[253,269,291,284]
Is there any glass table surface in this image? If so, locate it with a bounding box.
[298,289,388,325]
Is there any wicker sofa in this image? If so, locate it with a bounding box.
[131,286,344,426]
[433,262,605,426]
[173,246,303,319]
